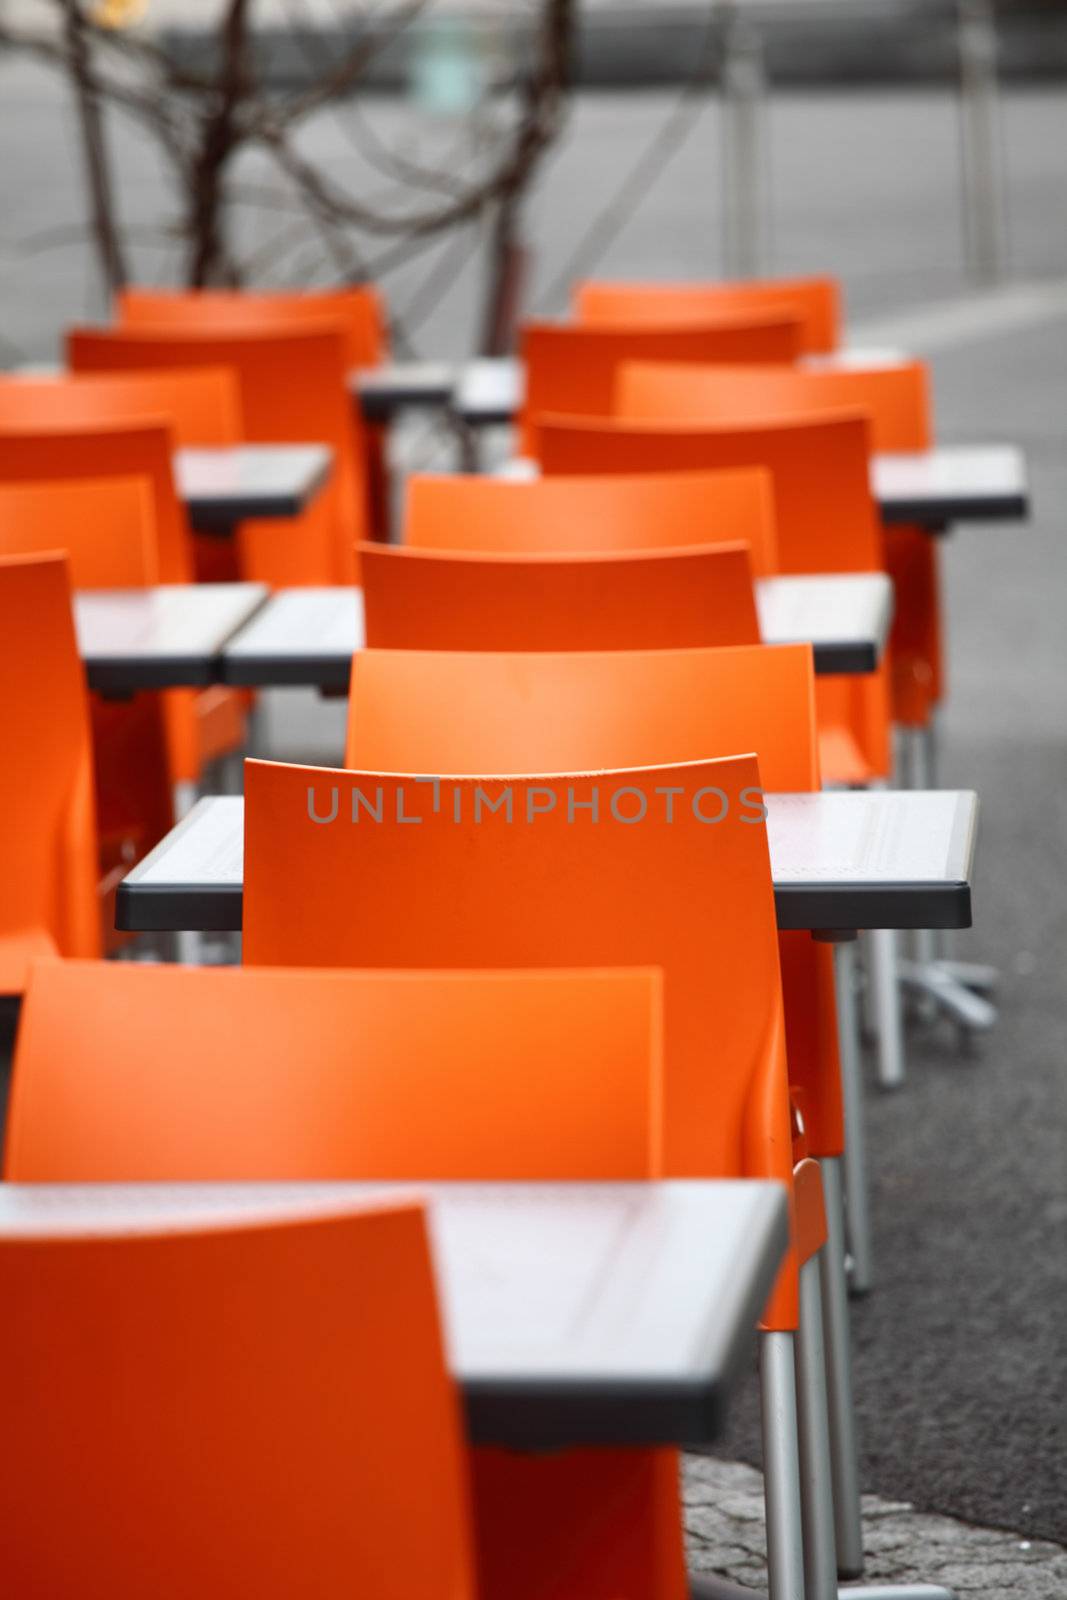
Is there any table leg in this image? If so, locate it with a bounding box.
[759,1331,806,1600]
[796,1254,838,1600]
[869,927,906,1089]
[834,941,874,1294]
[819,1158,864,1578]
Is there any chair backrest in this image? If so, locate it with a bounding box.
[0,554,100,990]
[68,324,367,583]
[536,411,881,574]
[7,962,662,1182]
[359,543,760,652]
[0,477,159,586]
[403,468,779,577]
[343,641,844,1165]
[519,316,803,446]
[0,1196,475,1600]
[345,641,818,788]
[574,276,841,354]
[0,368,241,445]
[0,420,191,581]
[117,284,388,367]
[245,753,790,1196]
[617,358,932,451]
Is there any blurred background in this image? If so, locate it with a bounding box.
[1,0,1065,362]
[1,0,1065,1571]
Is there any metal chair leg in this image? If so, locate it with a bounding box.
[833,941,873,1294]
[869,927,906,1089]
[818,1159,864,1578]
[172,781,200,966]
[896,957,998,1030]
[796,1254,839,1600]
[839,1587,955,1598]
[759,1331,807,1600]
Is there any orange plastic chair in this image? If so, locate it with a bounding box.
[68,324,368,585]
[574,275,841,354]
[0,366,244,584]
[0,463,238,811]
[241,758,825,1600]
[244,755,794,1295]
[0,475,158,584]
[0,419,191,580]
[8,959,676,1600]
[518,315,803,451]
[7,963,662,1182]
[241,752,818,1599]
[535,410,890,783]
[0,554,101,990]
[360,542,761,652]
[115,287,393,538]
[615,358,930,448]
[0,1192,475,1600]
[117,284,388,367]
[0,478,186,854]
[538,410,879,575]
[344,641,840,1162]
[403,468,779,577]
[614,357,941,726]
[0,368,242,446]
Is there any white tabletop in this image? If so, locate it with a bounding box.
[755,572,892,672]
[74,583,269,693]
[219,573,890,689]
[453,356,524,424]
[115,787,979,936]
[801,347,910,371]
[871,444,1029,525]
[174,445,333,530]
[222,586,366,689]
[351,361,457,421]
[0,1179,788,1447]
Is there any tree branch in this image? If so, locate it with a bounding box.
[62,0,127,295]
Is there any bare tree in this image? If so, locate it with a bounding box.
[0,0,576,349]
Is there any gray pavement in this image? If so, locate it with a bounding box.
[684,1457,1067,1596]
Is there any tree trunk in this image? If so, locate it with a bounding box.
[187,0,251,287]
[63,0,127,297]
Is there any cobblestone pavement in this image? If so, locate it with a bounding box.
[684,1458,1067,1598]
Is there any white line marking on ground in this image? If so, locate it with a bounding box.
[850,278,1067,354]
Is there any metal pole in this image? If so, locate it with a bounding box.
[759,1331,807,1600]
[957,0,1008,284]
[722,12,770,278]
[795,1254,838,1600]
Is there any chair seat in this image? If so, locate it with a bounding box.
[818,721,876,787]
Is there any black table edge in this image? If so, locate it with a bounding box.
[185,451,335,535]
[219,653,353,691]
[773,879,973,932]
[86,656,217,695]
[880,492,1029,526]
[809,639,878,675]
[116,878,974,936]
[220,647,873,686]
